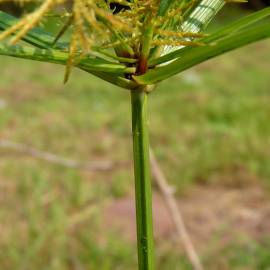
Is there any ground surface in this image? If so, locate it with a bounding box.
[0,10,270,270]
[104,184,270,247]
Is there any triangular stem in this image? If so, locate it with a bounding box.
[130,90,154,270]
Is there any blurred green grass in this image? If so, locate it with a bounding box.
[0,9,270,270]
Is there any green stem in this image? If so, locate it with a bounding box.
[130,90,154,270]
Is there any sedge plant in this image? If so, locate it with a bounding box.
[0,0,270,269]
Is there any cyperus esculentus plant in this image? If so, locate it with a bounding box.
[0,0,270,269]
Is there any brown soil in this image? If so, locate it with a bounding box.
[103,184,270,251]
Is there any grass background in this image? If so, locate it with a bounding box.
[0,7,270,270]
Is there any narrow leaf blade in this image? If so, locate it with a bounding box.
[0,44,131,74]
[0,11,67,49]
[135,23,270,84]
[151,7,270,66]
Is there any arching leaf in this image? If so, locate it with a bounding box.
[134,22,270,85]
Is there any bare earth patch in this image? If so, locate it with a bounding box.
[103,184,270,251]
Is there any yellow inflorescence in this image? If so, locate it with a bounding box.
[0,0,215,79]
[0,0,60,43]
[0,0,207,50]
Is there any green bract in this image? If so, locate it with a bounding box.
[0,3,269,89]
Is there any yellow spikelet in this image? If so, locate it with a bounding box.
[0,0,240,79]
[152,39,205,47]
[0,0,64,43]
[64,30,80,83]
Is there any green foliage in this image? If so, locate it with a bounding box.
[0,2,269,89]
[150,7,270,66]
[157,0,176,16]
[135,21,270,84]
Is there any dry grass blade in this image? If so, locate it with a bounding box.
[0,139,128,171]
